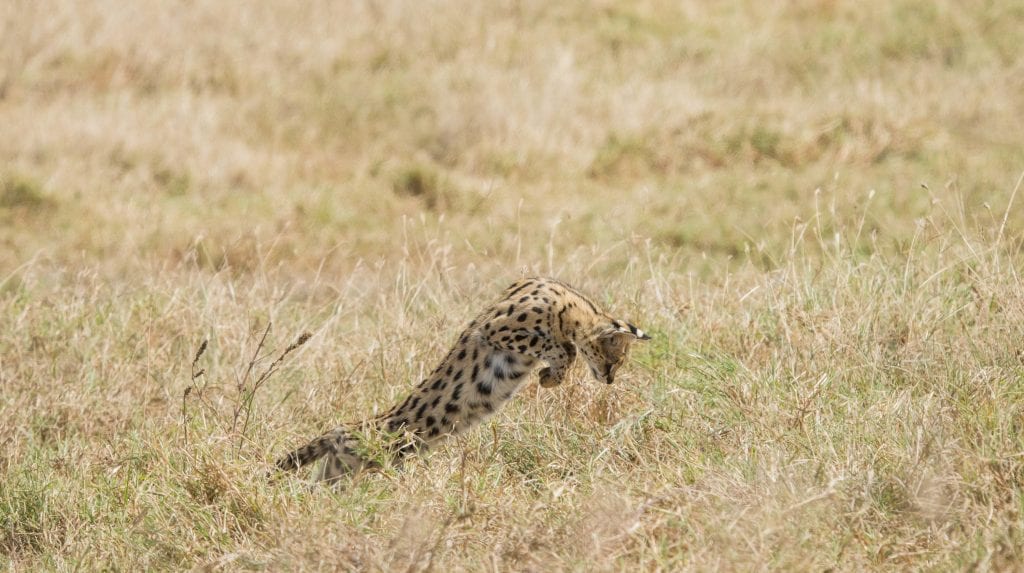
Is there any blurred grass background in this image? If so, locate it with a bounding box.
[2,0,1021,275]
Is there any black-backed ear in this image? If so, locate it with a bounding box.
[603,320,652,341]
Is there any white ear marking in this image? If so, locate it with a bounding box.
[610,322,651,341]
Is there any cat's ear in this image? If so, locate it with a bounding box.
[601,320,651,341]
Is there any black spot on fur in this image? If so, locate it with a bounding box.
[445,402,459,413]
[478,382,492,395]
[517,313,528,322]
[507,282,532,297]
[387,418,407,432]
[425,416,436,427]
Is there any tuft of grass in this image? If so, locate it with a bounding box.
[391,162,470,213]
[153,166,191,197]
[0,470,66,559]
[0,175,54,211]
[392,164,443,206]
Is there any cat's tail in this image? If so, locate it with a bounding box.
[274,431,340,473]
[272,428,378,484]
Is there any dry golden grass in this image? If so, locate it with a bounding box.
[3,0,1024,570]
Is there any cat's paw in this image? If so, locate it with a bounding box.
[538,367,562,388]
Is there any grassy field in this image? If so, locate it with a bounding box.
[3,0,1024,570]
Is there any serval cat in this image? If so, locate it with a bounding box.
[274,277,650,483]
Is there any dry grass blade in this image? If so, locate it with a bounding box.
[182,339,208,448]
[237,331,313,448]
